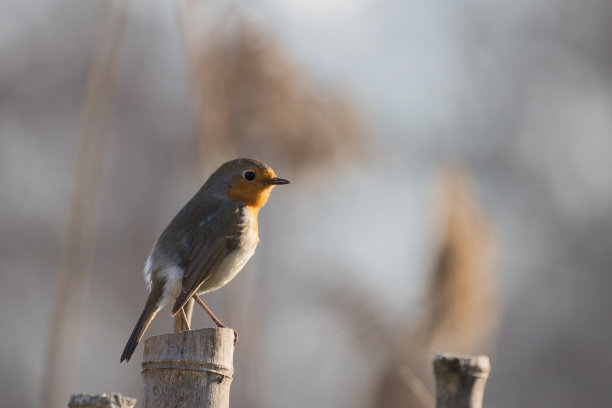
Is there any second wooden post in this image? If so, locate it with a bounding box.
[433,353,491,408]
[142,328,235,408]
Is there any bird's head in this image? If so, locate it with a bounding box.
[205,158,289,209]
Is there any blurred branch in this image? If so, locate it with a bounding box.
[41,1,127,406]
[398,365,435,408]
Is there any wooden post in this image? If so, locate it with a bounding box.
[142,328,235,408]
[433,353,491,408]
[68,393,136,408]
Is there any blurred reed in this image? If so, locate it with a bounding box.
[417,166,499,355]
[44,2,366,406]
[175,4,366,407]
[320,166,498,408]
[41,1,127,407]
[176,1,365,174]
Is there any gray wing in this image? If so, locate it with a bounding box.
[170,199,243,315]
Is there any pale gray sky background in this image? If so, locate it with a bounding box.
[1,0,611,407]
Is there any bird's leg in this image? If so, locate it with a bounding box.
[193,295,225,327]
[180,307,191,330]
[173,298,194,333]
[193,295,238,344]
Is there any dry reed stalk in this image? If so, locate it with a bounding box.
[176,2,365,174]
[317,280,436,408]
[317,166,498,408]
[41,1,127,406]
[418,166,499,355]
[318,282,393,354]
[370,168,498,408]
[174,6,366,407]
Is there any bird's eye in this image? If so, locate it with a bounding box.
[243,171,256,181]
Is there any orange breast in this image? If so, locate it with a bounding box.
[227,183,272,209]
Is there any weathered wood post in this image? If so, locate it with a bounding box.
[68,393,136,408]
[141,328,235,408]
[433,353,491,408]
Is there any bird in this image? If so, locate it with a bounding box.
[120,158,289,362]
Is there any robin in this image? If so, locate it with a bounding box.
[120,158,289,362]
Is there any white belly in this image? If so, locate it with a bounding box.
[201,207,259,292]
[197,234,257,293]
[144,207,259,309]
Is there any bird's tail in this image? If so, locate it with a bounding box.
[120,299,160,363]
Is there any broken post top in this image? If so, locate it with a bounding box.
[142,327,235,379]
[433,353,491,408]
[433,353,491,378]
[141,328,235,408]
[68,393,136,408]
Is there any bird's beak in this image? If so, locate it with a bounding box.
[264,177,290,185]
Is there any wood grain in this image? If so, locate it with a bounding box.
[142,328,235,408]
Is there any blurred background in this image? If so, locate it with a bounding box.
[1,0,611,407]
